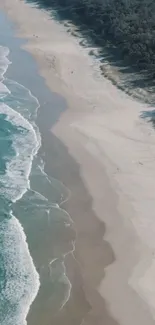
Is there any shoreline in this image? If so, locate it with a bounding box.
[1,1,155,324]
[0,6,118,325]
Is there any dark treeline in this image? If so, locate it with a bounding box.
[27,0,155,83]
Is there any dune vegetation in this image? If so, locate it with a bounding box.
[27,0,155,88]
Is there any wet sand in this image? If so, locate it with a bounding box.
[1,1,155,325]
[0,4,118,325]
[35,100,118,325]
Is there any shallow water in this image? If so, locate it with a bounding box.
[0,30,73,325]
[0,44,40,325]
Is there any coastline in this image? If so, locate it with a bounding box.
[0,6,118,325]
[1,1,155,325]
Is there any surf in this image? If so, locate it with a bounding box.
[0,45,40,325]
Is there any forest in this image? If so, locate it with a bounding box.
[27,0,155,84]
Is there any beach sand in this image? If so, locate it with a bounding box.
[1,0,155,324]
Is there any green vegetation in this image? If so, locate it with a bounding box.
[27,0,155,84]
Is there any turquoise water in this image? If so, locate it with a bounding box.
[0,44,73,325]
[0,45,40,325]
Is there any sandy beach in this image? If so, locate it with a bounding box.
[1,0,155,324]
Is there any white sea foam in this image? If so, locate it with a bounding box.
[0,214,40,325]
[0,102,40,202]
[0,82,10,99]
[0,43,72,323]
[4,78,40,120]
[0,45,11,80]
[0,45,40,325]
[3,77,42,154]
[0,46,11,99]
[0,45,41,203]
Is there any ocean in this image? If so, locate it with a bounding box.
[0,14,74,325]
[0,43,41,325]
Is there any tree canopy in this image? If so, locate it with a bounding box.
[27,0,155,84]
